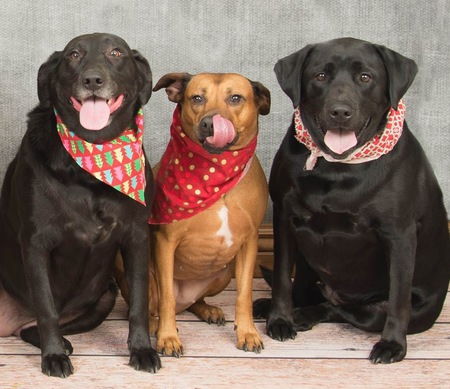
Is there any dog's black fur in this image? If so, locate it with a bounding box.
[253,38,450,364]
[0,33,161,377]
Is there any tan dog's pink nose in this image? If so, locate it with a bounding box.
[204,115,236,148]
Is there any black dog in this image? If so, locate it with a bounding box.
[254,37,450,364]
[0,33,161,377]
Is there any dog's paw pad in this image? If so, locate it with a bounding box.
[157,335,184,358]
[41,354,74,378]
[129,347,162,373]
[236,327,264,354]
[369,340,406,364]
[149,316,159,336]
[62,337,73,355]
[189,302,226,325]
[205,307,226,326]
[267,317,297,341]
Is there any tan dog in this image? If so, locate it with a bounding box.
[116,72,270,357]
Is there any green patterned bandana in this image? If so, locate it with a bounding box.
[55,109,147,205]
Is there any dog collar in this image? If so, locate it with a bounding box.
[55,109,147,205]
[149,106,256,224]
[294,100,405,170]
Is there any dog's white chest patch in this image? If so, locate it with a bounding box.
[216,205,233,248]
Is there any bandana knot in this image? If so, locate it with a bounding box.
[55,109,147,205]
[294,100,405,170]
[149,106,256,224]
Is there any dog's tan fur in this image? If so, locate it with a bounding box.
[116,73,270,356]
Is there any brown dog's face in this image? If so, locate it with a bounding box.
[153,73,270,154]
[37,33,152,143]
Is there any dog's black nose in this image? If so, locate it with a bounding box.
[330,104,353,122]
[82,70,105,91]
[200,116,214,137]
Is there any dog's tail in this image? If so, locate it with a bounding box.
[259,265,273,287]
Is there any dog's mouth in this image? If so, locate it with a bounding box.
[201,115,238,153]
[203,135,239,154]
[70,94,125,131]
[318,117,371,156]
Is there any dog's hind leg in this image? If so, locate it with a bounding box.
[252,298,271,319]
[20,279,117,354]
[293,301,405,364]
[60,278,118,335]
[292,301,388,332]
[187,299,226,325]
[20,326,74,355]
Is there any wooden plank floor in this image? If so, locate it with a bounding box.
[0,279,449,388]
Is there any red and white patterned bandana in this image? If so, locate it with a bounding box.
[55,109,147,205]
[149,106,256,224]
[294,100,406,170]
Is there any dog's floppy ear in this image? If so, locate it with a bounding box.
[153,73,193,103]
[37,51,62,108]
[274,44,314,108]
[250,81,271,115]
[374,45,418,110]
[132,50,153,106]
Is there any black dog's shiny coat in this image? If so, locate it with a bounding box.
[0,33,160,377]
[254,38,450,364]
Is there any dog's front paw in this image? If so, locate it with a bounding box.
[369,339,406,364]
[252,298,271,319]
[129,347,161,373]
[157,334,184,358]
[41,354,74,378]
[235,325,264,354]
[266,316,297,342]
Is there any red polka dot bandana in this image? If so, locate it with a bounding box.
[294,100,405,170]
[149,106,256,224]
[55,109,147,205]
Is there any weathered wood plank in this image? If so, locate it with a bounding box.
[0,272,448,389]
[110,289,271,321]
[2,319,449,361]
[0,355,448,389]
[112,287,450,324]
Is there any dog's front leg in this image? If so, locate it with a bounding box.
[234,232,263,353]
[266,205,297,341]
[154,230,183,357]
[21,244,74,378]
[121,230,161,373]
[370,222,417,364]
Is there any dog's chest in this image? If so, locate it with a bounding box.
[57,191,123,247]
[287,182,389,298]
[214,204,234,248]
[174,202,247,275]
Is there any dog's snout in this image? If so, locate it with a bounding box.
[330,104,353,122]
[82,70,105,91]
[200,116,214,137]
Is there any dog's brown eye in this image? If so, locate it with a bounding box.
[110,49,122,58]
[191,95,204,104]
[69,51,80,60]
[315,72,327,81]
[229,95,243,105]
[360,73,372,83]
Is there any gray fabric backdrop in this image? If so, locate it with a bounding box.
[1,0,449,222]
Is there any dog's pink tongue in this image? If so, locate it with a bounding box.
[79,97,110,130]
[206,115,236,148]
[324,129,358,154]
